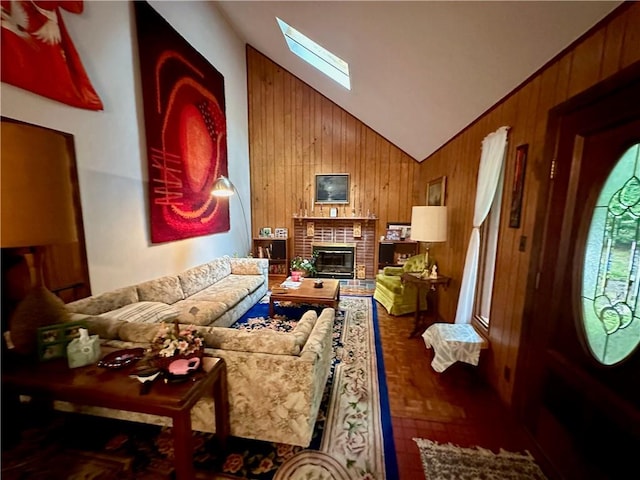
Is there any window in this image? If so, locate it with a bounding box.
[276,17,350,90]
[581,143,640,365]
[475,166,505,328]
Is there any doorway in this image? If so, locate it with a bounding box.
[1,118,91,320]
[516,65,640,479]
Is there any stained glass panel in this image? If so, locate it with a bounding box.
[581,144,640,365]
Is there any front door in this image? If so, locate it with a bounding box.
[518,67,640,479]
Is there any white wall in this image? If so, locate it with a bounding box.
[0,1,250,294]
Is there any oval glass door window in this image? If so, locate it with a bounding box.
[582,143,640,365]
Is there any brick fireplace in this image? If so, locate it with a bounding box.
[292,217,377,279]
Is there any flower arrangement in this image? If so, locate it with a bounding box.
[290,252,318,277]
[152,320,204,358]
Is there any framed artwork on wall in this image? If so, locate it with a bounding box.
[509,144,528,228]
[315,174,349,204]
[427,176,447,206]
[135,1,229,243]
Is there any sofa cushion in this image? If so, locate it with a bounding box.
[118,322,162,343]
[65,286,139,315]
[98,301,178,324]
[382,266,404,276]
[136,276,185,304]
[375,273,405,294]
[204,327,300,355]
[225,274,265,294]
[175,300,228,326]
[207,257,232,284]
[230,257,263,275]
[190,283,247,308]
[70,314,125,340]
[178,263,213,297]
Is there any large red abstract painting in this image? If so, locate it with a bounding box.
[134,1,229,243]
[0,0,103,110]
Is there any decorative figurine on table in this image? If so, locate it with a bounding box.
[429,264,438,279]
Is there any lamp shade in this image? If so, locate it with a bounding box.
[211,175,235,197]
[210,175,251,255]
[410,206,447,243]
[1,122,78,247]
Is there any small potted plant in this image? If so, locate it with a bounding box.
[290,253,317,280]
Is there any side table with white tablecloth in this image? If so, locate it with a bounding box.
[422,323,488,372]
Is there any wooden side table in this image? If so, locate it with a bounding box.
[2,351,230,480]
[401,272,451,338]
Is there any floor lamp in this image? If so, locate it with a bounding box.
[211,175,251,256]
[410,206,448,274]
[1,121,78,356]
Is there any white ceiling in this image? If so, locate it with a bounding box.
[215,1,621,162]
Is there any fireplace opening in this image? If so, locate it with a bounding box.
[312,243,355,279]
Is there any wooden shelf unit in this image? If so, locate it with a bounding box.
[378,240,419,270]
[253,237,289,277]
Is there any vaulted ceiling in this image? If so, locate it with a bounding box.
[216,1,621,161]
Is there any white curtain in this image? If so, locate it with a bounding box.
[454,126,509,324]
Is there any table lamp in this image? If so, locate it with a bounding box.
[410,206,447,274]
[211,175,251,256]
[1,121,78,355]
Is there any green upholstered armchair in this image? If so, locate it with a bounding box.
[373,254,428,315]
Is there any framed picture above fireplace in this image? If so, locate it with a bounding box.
[315,174,349,204]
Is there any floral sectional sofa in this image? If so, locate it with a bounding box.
[61,256,335,447]
[65,256,269,328]
[56,308,335,447]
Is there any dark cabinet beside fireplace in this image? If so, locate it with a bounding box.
[378,240,419,270]
[253,237,289,278]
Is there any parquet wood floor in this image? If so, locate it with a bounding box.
[343,287,544,480]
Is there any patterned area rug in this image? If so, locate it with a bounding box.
[414,438,548,480]
[2,295,397,480]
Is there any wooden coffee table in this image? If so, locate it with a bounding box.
[2,349,229,480]
[269,278,340,317]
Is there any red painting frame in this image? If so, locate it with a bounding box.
[135,1,229,243]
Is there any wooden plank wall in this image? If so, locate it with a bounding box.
[247,45,423,264]
[247,3,640,406]
[416,3,640,404]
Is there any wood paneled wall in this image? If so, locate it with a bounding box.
[247,3,640,406]
[247,45,422,258]
[417,3,640,404]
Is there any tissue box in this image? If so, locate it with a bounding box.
[37,321,87,361]
[66,333,101,368]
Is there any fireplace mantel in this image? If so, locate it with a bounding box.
[293,215,376,222]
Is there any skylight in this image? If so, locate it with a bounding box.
[276,17,350,90]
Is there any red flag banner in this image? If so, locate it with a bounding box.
[1,0,103,110]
